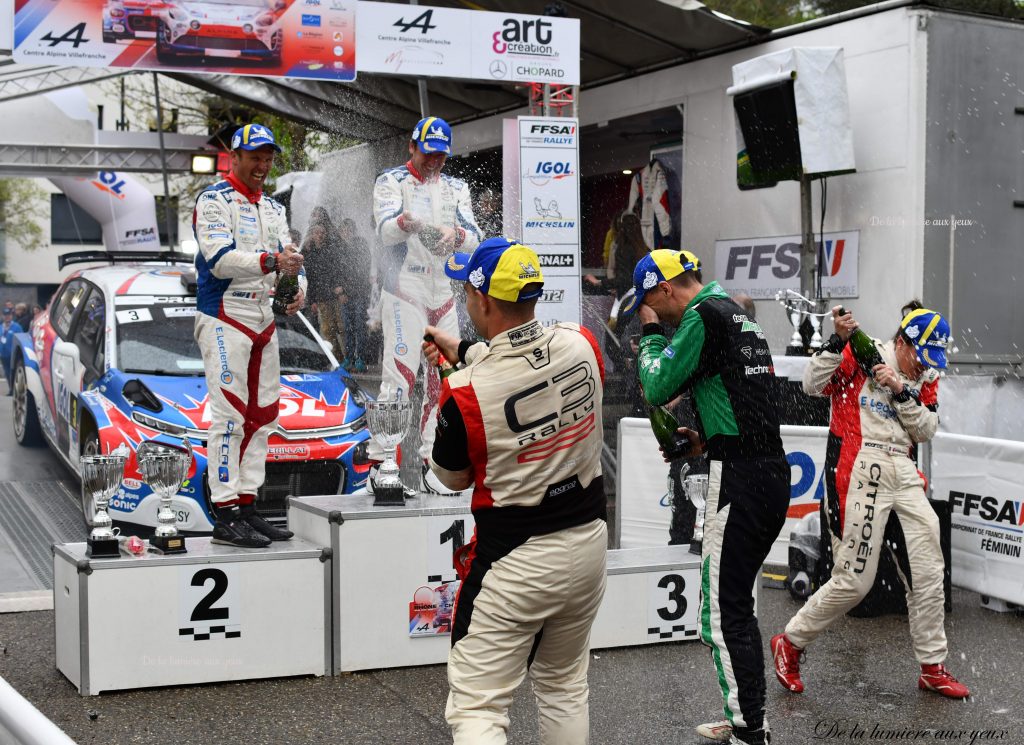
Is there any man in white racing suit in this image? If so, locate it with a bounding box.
[372,116,481,493]
[193,123,306,548]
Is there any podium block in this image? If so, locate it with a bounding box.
[289,494,476,673]
[54,538,330,695]
[591,546,703,648]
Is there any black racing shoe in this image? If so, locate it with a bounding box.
[240,503,293,541]
[211,507,271,549]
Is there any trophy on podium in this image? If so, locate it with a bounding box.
[81,452,128,558]
[366,394,413,506]
[138,438,194,554]
[685,474,709,556]
[777,289,829,355]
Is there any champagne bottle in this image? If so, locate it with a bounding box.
[437,354,456,380]
[649,405,692,460]
[272,272,299,315]
[424,333,456,379]
[837,306,884,373]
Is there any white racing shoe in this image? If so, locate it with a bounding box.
[695,720,733,742]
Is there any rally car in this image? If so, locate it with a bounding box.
[155,0,286,65]
[102,0,166,44]
[10,251,373,533]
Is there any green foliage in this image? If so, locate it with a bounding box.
[706,0,1024,28]
[704,0,814,28]
[0,179,47,251]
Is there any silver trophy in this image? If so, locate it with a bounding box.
[138,439,193,554]
[366,396,413,506]
[81,453,127,558]
[684,474,709,556]
[777,289,831,355]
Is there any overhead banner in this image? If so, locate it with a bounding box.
[13,0,357,81]
[356,1,579,85]
[502,115,581,326]
[715,230,859,299]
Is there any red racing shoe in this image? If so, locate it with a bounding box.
[770,633,804,693]
[919,664,970,699]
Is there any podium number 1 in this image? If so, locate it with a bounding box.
[427,517,468,583]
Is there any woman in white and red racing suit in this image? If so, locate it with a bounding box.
[771,307,969,699]
[372,159,481,476]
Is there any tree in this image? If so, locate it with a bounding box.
[0,179,47,252]
[704,0,814,28]
[810,0,1023,20]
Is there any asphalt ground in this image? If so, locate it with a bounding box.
[2,376,1023,745]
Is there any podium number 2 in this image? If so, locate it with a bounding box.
[656,573,687,621]
[191,568,230,622]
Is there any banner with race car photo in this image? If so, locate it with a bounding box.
[12,0,356,81]
[617,420,828,565]
[356,1,579,85]
[931,432,1024,606]
[715,230,860,299]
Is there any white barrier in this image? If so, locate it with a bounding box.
[931,432,1024,606]
[616,419,828,564]
[0,675,77,745]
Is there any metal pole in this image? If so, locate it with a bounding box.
[152,72,176,252]
[410,0,429,116]
[799,173,815,301]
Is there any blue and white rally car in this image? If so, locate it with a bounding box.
[11,251,373,532]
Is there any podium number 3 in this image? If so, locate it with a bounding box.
[656,573,686,621]
[191,568,230,622]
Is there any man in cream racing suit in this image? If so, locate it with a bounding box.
[770,306,970,700]
[194,123,306,548]
[372,116,481,493]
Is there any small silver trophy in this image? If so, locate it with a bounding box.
[138,438,194,554]
[685,474,709,556]
[366,395,413,506]
[81,453,127,558]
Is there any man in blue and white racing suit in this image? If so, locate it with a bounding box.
[193,123,307,548]
[372,116,481,493]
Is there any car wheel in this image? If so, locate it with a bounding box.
[156,22,175,63]
[11,359,43,446]
[79,425,103,529]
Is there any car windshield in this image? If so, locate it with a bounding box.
[115,301,333,375]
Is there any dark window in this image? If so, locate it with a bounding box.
[50,195,103,245]
[73,289,106,376]
[51,280,89,339]
[154,195,179,245]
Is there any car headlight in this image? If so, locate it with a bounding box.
[256,13,274,26]
[110,8,125,17]
[132,411,187,436]
[341,375,370,409]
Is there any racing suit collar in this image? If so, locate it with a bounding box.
[406,160,438,184]
[487,319,544,352]
[685,281,727,312]
[225,172,262,204]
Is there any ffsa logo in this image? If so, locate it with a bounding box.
[725,239,847,280]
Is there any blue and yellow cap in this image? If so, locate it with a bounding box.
[900,308,951,369]
[411,116,452,154]
[619,249,701,318]
[230,123,282,152]
[444,237,544,303]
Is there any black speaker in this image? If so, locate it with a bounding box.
[733,79,802,189]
